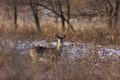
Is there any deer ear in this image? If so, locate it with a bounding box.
[55,34,59,38]
[63,35,66,38]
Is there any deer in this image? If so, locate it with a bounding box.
[29,34,66,64]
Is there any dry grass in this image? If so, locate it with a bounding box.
[78,26,120,45]
[0,50,33,80]
[0,23,120,80]
[0,24,120,45]
[0,48,119,80]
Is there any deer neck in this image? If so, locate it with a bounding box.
[57,39,63,51]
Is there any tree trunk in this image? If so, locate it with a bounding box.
[105,0,120,27]
[29,0,40,31]
[57,0,65,32]
[34,12,40,30]
[13,0,18,30]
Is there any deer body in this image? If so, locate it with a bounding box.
[29,34,65,63]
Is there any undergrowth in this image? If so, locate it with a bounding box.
[0,24,120,45]
[0,48,119,80]
[0,24,120,80]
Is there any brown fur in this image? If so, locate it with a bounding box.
[29,34,65,63]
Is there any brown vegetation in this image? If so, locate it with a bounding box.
[0,46,119,80]
[0,24,120,45]
[0,0,120,80]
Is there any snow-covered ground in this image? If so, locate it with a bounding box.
[0,40,120,60]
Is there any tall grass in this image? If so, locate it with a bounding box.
[0,24,120,45]
[0,48,119,80]
[0,23,120,80]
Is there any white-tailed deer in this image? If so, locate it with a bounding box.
[29,34,66,63]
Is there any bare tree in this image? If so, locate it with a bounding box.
[111,0,120,26]
[29,0,40,31]
[57,0,65,31]
[78,0,120,27]
[66,0,70,24]
[12,0,18,29]
[0,0,19,29]
[38,0,75,32]
[105,0,120,27]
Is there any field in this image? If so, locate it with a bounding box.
[0,24,120,80]
[0,0,120,79]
